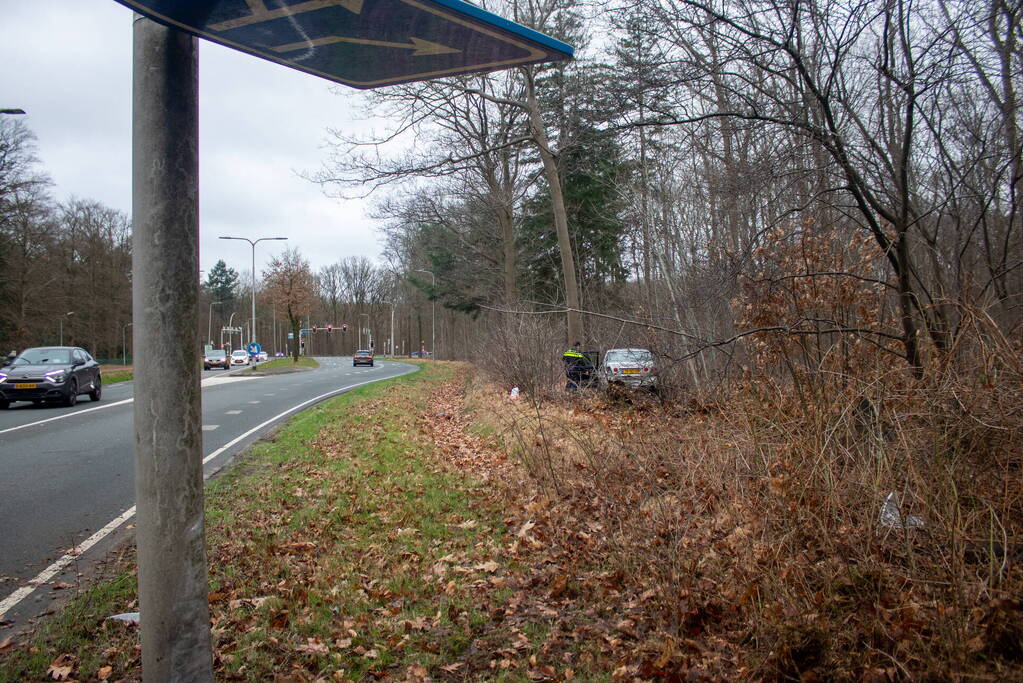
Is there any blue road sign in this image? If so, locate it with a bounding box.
[112,0,573,88]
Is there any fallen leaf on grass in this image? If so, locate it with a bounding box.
[406,663,429,680]
[516,521,536,538]
[0,636,13,650]
[46,653,77,680]
[97,665,113,680]
[295,638,329,656]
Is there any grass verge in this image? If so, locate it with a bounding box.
[1,361,581,681]
[243,356,319,373]
[99,366,132,384]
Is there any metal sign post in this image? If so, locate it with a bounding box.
[131,15,212,680]
[121,1,571,677]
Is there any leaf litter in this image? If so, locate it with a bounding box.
[3,362,1021,681]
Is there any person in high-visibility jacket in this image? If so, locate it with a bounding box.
[562,342,592,390]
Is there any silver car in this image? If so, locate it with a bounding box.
[601,348,657,389]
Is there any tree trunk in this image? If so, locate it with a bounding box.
[524,68,581,345]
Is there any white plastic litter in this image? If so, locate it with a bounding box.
[510,386,520,399]
[879,492,925,530]
[106,612,140,624]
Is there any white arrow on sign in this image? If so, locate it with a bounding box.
[209,0,364,32]
[274,34,460,56]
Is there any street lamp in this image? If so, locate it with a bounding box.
[122,322,133,365]
[224,311,239,351]
[219,235,287,349]
[358,312,370,350]
[413,269,435,360]
[59,312,74,346]
[385,301,395,357]
[207,300,225,346]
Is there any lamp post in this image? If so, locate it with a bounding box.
[122,322,133,365]
[219,235,287,349]
[225,311,238,351]
[59,312,74,346]
[207,300,224,346]
[358,312,370,350]
[413,269,435,360]
[385,301,395,357]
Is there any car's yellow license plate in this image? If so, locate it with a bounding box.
[623,368,640,374]
[15,383,37,389]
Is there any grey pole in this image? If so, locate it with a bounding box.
[207,301,224,346]
[132,15,213,681]
[414,269,435,360]
[389,302,395,357]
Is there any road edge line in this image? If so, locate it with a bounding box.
[0,366,417,621]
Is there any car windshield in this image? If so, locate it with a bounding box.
[232,351,246,357]
[605,349,654,364]
[207,350,226,358]
[17,348,71,365]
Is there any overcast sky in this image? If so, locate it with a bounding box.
[3,0,387,277]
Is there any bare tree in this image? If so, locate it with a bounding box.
[263,248,316,362]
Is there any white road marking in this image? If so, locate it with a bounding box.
[225,410,242,415]
[201,375,257,386]
[0,369,416,621]
[0,398,133,437]
[0,374,260,437]
[247,400,260,404]
[0,507,137,621]
[202,425,219,431]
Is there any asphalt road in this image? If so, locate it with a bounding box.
[0,356,416,630]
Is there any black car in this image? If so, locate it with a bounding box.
[203,348,230,370]
[353,350,374,367]
[0,346,102,409]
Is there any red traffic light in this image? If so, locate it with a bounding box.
[312,324,317,331]
[341,323,348,332]
[328,324,333,333]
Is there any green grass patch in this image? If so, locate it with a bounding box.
[243,356,319,373]
[0,571,139,682]
[101,368,132,384]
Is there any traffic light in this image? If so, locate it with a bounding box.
[341,323,348,333]
[327,324,333,333]
[312,324,317,332]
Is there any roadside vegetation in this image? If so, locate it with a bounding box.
[244,356,319,373]
[3,352,1021,680]
[99,366,132,385]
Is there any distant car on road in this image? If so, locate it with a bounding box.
[353,350,374,367]
[410,351,431,358]
[0,346,102,408]
[204,349,230,370]
[256,351,268,362]
[230,349,250,366]
[601,348,658,390]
